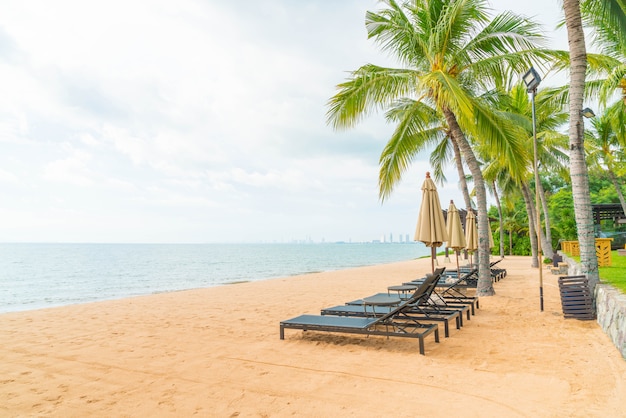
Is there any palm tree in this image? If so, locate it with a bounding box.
[562,0,596,288]
[562,0,626,289]
[326,0,549,296]
[481,84,569,262]
[487,180,505,258]
[584,111,626,214]
[530,89,570,259]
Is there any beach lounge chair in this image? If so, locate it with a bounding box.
[418,269,480,315]
[398,269,477,318]
[343,269,471,326]
[280,277,440,355]
[486,259,507,281]
[321,272,460,337]
[344,268,447,306]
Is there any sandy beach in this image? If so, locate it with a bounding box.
[1,255,625,417]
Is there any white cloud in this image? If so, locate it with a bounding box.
[0,0,568,242]
[42,144,94,186]
[0,168,19,184]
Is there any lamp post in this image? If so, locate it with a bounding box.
[523,67,543,311]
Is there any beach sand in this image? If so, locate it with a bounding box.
[1,255,625,417]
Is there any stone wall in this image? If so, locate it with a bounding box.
[595,284,626,360]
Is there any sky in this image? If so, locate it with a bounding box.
[0,0,567,243]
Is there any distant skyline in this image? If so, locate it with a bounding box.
[0,0,566,243]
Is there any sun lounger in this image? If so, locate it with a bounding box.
[437,269,479,288]
[445,260,506,284]
[344,270,471,326]
[404,269,478,316]
[432,269,480,313]
[343,268,447,306]
[320,303,460,338]
[489,259,507,281]
[280,276,441,355]
[321,272,461,337]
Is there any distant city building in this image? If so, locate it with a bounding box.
[406,234,410,243]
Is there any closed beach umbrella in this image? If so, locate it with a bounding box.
[465,209,478,267]
[446,200,466,273]
[415,172,448,273]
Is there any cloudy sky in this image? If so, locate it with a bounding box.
[0,0,566,243]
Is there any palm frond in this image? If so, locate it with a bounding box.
[378,100,446,200]
[326,65,417,130]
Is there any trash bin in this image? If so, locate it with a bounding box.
[558,275,595,320]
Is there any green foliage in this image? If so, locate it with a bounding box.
[489,166,625,257]
[599,252,626,293]
[490,198,535,256]
[548,189,578,245]
[588,168,623,202]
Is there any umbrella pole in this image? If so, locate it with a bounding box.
[455,250,460,274]
[431,247,436,274]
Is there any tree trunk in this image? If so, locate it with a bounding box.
[491,180,505,258]
[522,182,539,268]
[563,0,600,289]
[536,179,555,259]
[443,108,494,296]
[452,138,473,210]
[607,168,626,215]
[533,180,554,260]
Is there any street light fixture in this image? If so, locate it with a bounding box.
[523,67,542,92]
[582,107,596,118]
[523,67,544,312]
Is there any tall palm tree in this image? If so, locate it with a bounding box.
[530,89,570,259]
[563,0,597,285]
[584,111,626,214]
[487,179,505,258]
[562,0,626,289]
[481,84,569,261]
[326,0,549,296]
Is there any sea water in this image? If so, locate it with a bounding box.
[0,243,429,314]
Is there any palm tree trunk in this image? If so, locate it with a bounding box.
[491,180,505,258]
[563,0,600,289]
[607,168,626,215]
[452,139,473,210]
[443,108,494,296]
[532,186,553,262]
[536,180,555,259]
[522,182,539,267]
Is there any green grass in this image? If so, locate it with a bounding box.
[599,252,626,293]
